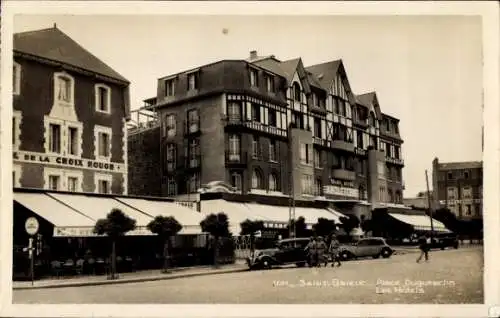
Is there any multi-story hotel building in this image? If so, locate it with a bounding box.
[130,51,405,216]
[431,158,483,219]
[12,25,131,194]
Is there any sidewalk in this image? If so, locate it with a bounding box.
[13,260,248,290]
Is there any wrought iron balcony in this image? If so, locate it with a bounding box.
[386,157,405,166]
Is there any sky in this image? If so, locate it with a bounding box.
[13,14,483,197]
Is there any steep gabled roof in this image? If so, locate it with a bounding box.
[305,60,341,90]
[252,57,287,78]
[14,26,129,84]
[356,92,382,119]
[279,58,301,82]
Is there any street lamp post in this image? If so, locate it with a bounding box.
[425,170,435,242]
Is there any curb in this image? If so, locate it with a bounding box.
[13,266,248,290]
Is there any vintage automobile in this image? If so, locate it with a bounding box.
[338,237,394,261]
[246,237,310,270]
[428,233,459,250]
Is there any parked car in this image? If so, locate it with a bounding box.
[429,233,459,250]
[338,237,393,261]
[246,237,310,270]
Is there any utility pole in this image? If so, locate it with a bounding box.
[425,170,435,242]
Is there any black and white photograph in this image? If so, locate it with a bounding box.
[1,1,499,317]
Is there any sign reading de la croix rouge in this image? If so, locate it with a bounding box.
[13,151,122,172]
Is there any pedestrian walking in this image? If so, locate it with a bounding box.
[304,237,318,267]
[416,234,430,263]
[328,234,342,267]
[316,236,327,268]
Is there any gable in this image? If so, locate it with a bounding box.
[329,62,356,105]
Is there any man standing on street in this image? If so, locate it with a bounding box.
[304,236,317,267]
[328,234,342,267]
[316,236,327,268]
[416,233,430,263]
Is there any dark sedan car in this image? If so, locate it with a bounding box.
[429,233,459,250]
[246,238,310,270]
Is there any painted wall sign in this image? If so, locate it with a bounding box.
[323,185,359,198]
[13,151,126,173]
[53,226,152,237]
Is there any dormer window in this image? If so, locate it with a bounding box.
[394,124,399,134]
[265,74,274,92]
[95,84,111,114]
[369,112,376,126]
[187,72,199,91]
[250,68,258,87]
[164,78,175,97]
[293,82,301,101]
[54,73,74,105]
[13,62,21,95]
[385,119,391,132]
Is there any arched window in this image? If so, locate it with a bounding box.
[269,173,278,191]
[293,82,301,101]
[252,169,263,189]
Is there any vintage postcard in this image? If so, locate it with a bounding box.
[0,1,499,317]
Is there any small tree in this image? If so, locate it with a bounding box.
[339,215,360,240]
[312,218,337,241]
[287,216,308,238]
[240,219,265,258]
[147,216,183,273]
[200,212,230,268]
[94,208,136,280]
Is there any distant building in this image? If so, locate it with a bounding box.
[128,50,405,220]
[431,158,483,219]
[403,191,432,209]
[12,25,131,194]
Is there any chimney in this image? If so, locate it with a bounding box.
[53,23,57,29]
[249,50,258,60]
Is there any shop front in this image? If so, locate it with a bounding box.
[12,189,211,280]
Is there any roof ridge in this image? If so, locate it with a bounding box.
[14,27,55,36]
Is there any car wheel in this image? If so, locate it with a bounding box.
[340,251,351,261]
[381,248,392,258]
[262,259,272,269]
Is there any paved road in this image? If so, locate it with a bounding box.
[13,247,483,304]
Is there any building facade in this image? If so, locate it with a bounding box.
[130,51,405,215]
[12,26,131,194]
[431,158,483,219]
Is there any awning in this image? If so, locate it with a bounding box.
[115,198,204,234]
[14,192,96,237]
[200,199,269,235]
[246,204,345,229]
[48,193,154,236]
[388,213,450,233]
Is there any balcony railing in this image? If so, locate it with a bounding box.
[225,151,248,166]
[386,157,404,166]
[331,168,357,181]
[331,140,355,153]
